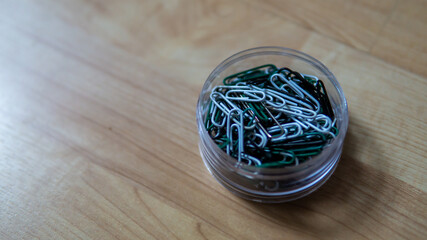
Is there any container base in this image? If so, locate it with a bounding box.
[200,143,341,203]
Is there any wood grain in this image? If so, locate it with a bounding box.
[370,0,427,77]
[0,0,426,239]
[246,0,397,51]
[247,0,427,77]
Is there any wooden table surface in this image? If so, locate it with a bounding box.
[1,1,426,239]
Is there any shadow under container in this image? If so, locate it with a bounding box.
[196,47,349,203]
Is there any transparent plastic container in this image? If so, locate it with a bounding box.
[196,47,348,203]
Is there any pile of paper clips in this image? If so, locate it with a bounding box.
[204,64,338,168]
